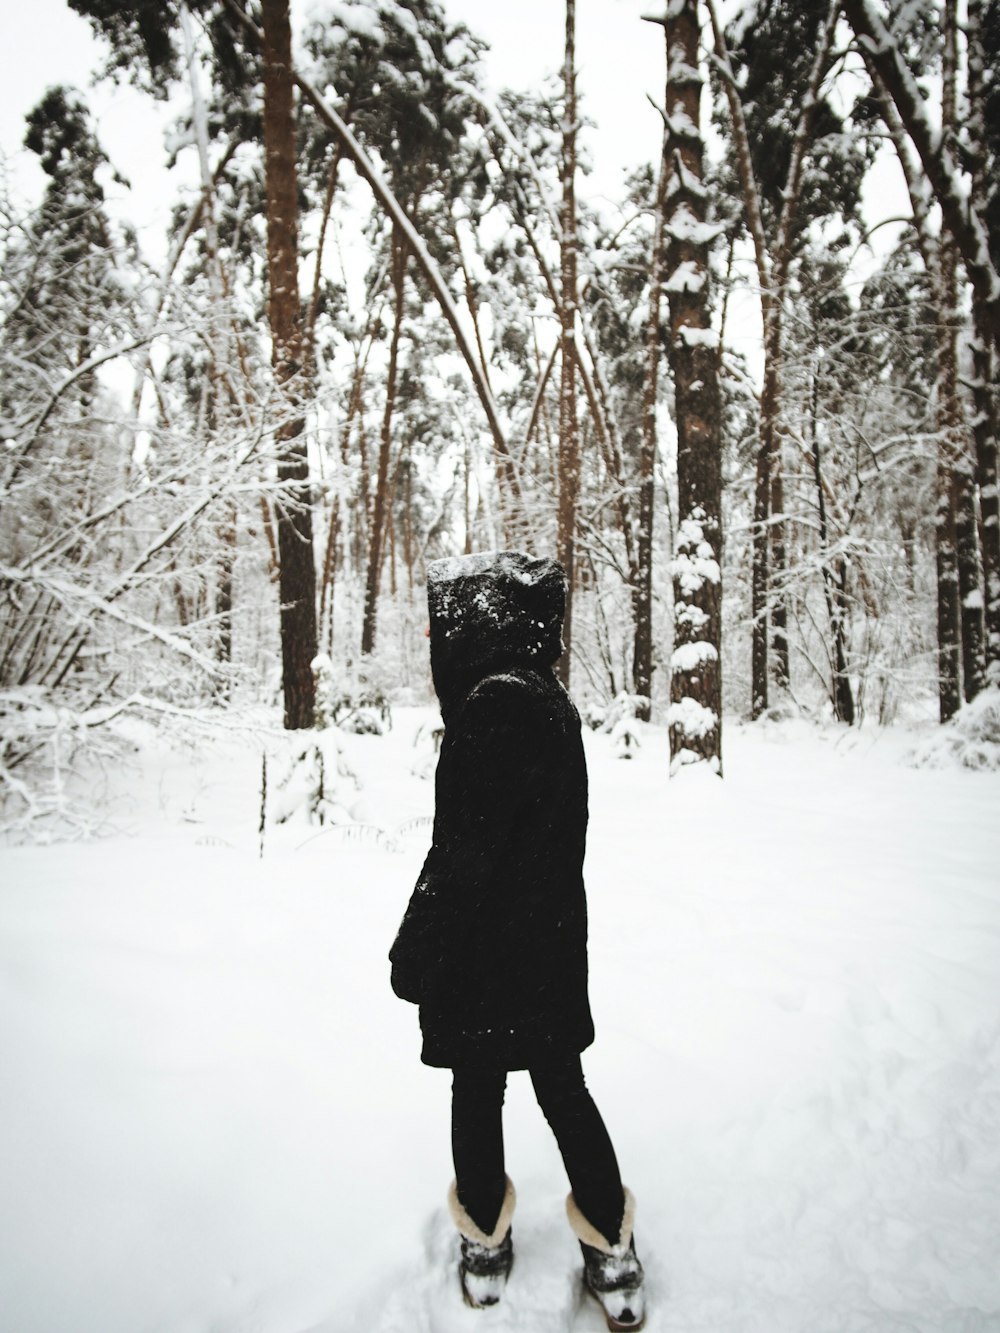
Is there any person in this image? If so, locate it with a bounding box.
[389,550,646,1332]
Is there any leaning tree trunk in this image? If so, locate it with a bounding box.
[661,0,724,775]
[556,0,580,687]
[261,0,316,729]
[361,230,405,657]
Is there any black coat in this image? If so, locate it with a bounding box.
[390,552,595,1070]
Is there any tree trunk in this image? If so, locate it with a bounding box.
[556,0,580,687]
[842,0,1000,361]
[182,2,235,688]
[936,453,962,721]
[632,151,667,721]
[966,0,1000,685]
[261,0,316,729]
[811,367,854,722]
[660,0,724,775]
[361,230,405,656]
[873,37,988,709]
[936,0,964,722]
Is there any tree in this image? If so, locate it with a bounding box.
[708,0,870,718]
[657,1,724,774]
[842,0,1000,690]
[556,0,581,685]
[260,0,317,728]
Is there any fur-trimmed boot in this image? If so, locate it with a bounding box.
[448,1177,516,1309]
[566,1188,645,1332]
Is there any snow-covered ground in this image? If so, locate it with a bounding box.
[2,710,999,1333]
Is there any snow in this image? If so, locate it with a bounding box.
[2,711,1000,1332]
[328,1,385,43]
[663,205,725,246]
[665,695,718,739]
[676,325,720,350]
[662,261,706,294]
[670,641,718,672]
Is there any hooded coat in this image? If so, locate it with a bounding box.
[389,551,595,1070]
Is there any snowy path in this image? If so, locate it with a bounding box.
[1,713,999,1333]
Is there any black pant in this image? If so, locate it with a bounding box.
[451,1053,624,1245]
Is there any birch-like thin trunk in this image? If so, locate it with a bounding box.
[810,367,854,722]
[361,231,405,656]
[261,0,317,728]
[661,0,724,774]
[182,3,235,688]
[632,151,667,720]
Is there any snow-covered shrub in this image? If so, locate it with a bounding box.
[313,657,392,736]
[592,692,646,760]
[611,714,641,760]
[267,732,354,828]
[0,688,119,842]
[581,700,608,731]
[910,690,1000,771]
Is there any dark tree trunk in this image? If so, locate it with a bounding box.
[936,455,962,721]
[967,0,1000,685]
[261,0,316,729]
[938,2,976,719]
[660,0,724,774]
[955,460,985,699]
[811,371,854,723]
[970,305,1000,682]
[751,416,771,718]
[556,0,580,688]
[215,503,236,698]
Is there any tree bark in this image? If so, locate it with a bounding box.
[556,0,580,687]
[261,0,316,729]
[632,150,668,721]
[660,1,724,774]
[966,0,1000,685]
[935,0,964,720]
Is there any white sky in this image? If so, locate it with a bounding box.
[0,0,911,385]
[0,0,667,229]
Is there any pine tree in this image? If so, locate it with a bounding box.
[657,1,724,773]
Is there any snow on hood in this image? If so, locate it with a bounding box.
[426,551,566,711]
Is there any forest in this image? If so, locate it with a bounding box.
[2,0,1000,829]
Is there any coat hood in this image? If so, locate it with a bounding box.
[427,551,566,712]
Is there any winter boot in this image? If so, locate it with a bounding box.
[566,1188,645,1332]
[448,1176,516,1309]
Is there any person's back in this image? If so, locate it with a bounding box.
[390,551,646,1330]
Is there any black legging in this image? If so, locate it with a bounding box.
[451,1053,624,1245]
